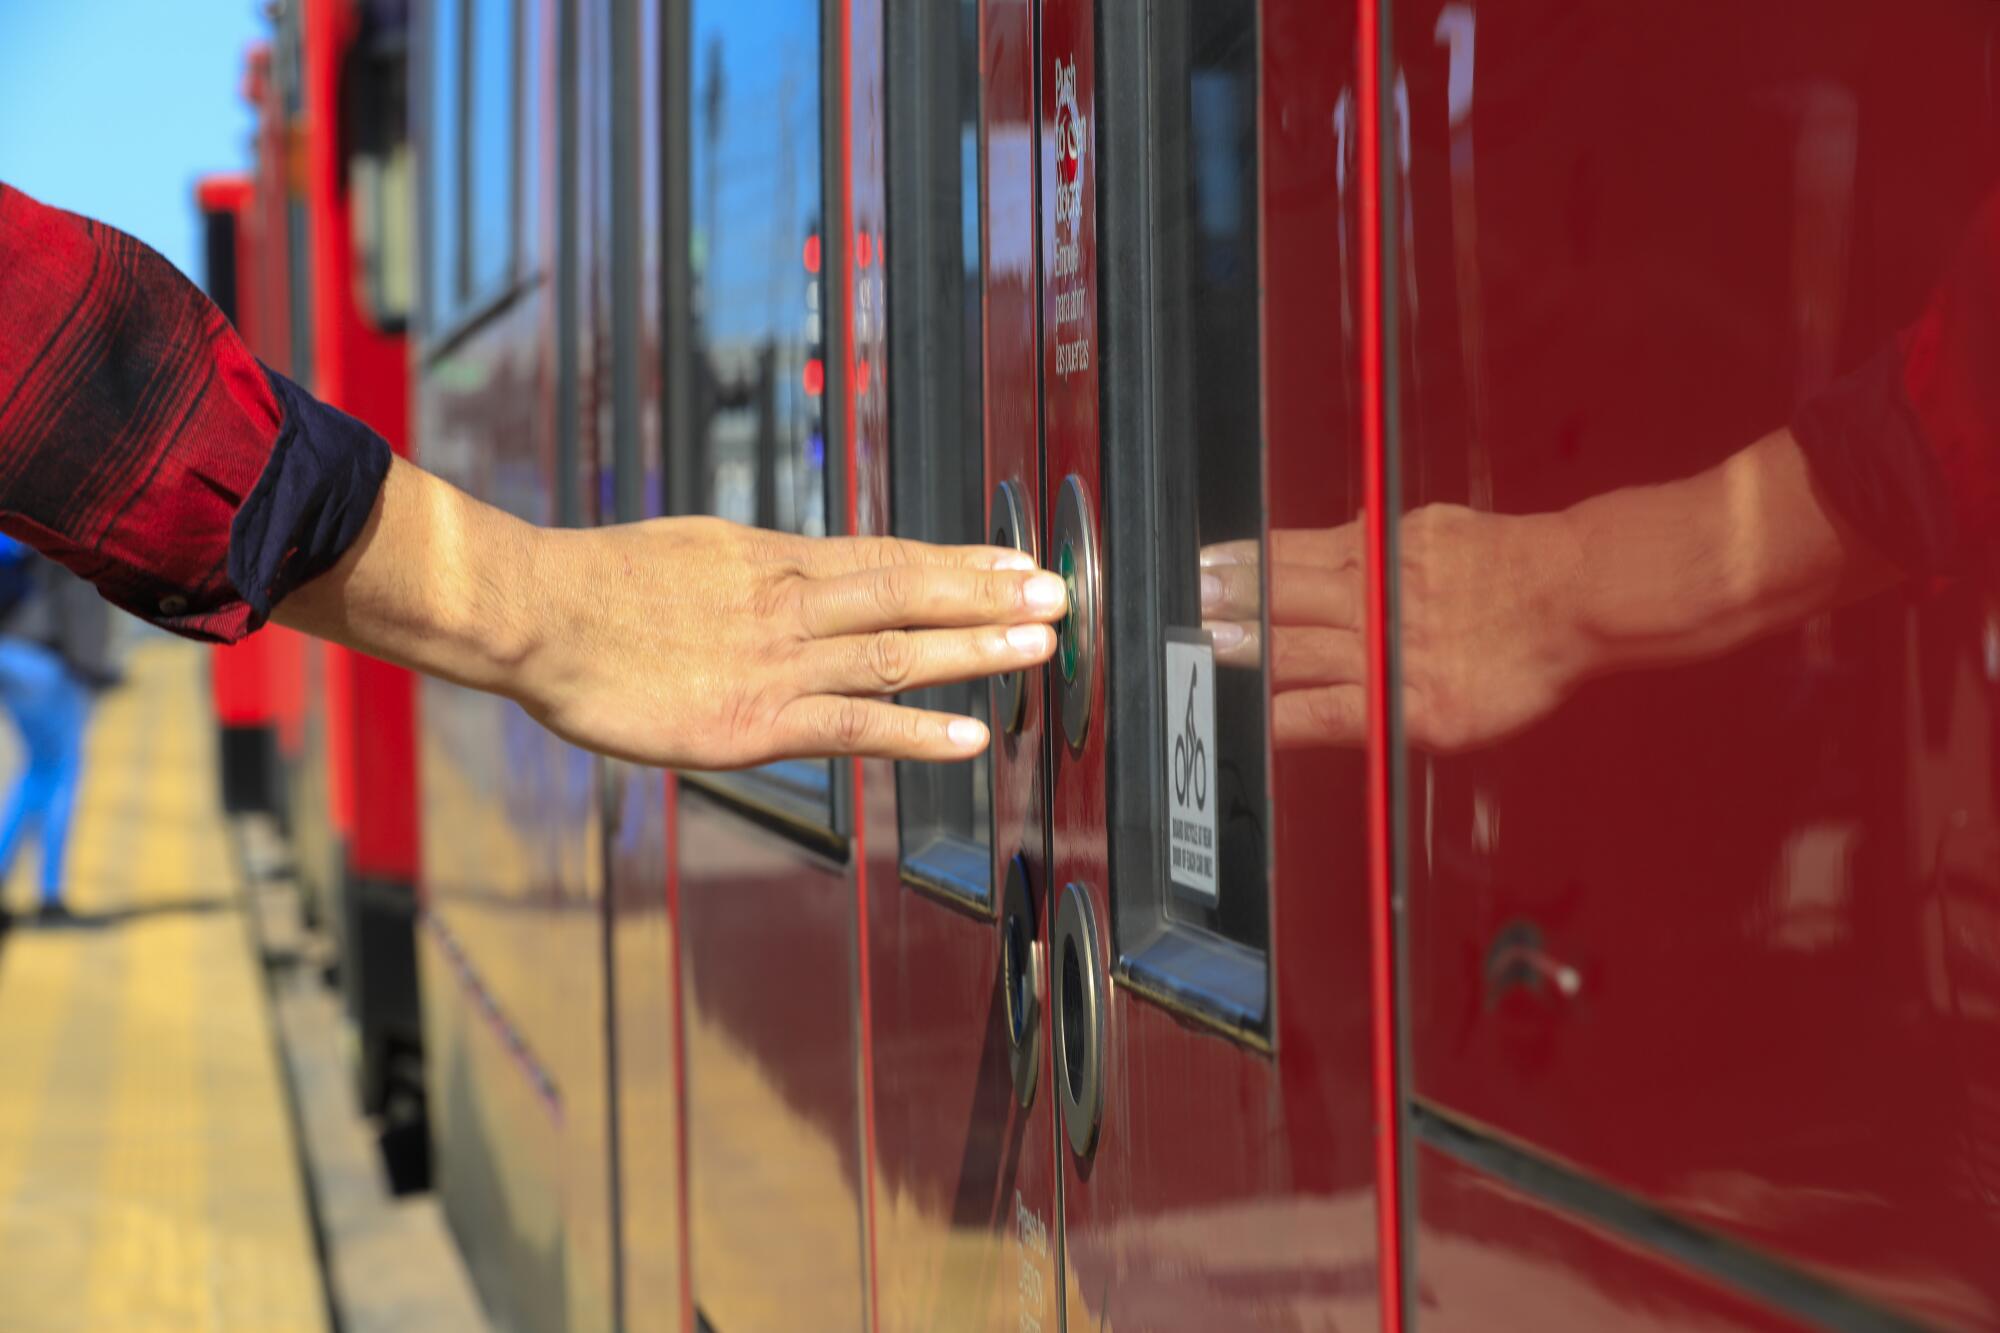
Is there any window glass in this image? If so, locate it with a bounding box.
[689,0,833,824]
[427,0,463,320]
[346,11,414,331]
[1103,0,1267,1022]
[889,0,990,907]
[689,0,828,537]
[467,0,517,299]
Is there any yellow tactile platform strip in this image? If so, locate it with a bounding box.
[0,637,327,1332]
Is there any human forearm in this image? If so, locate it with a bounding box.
[270,455,543,696]
[1562,428,1897,680]
[273,456,1066,767]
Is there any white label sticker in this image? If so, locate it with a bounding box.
[1165,630,1218,902]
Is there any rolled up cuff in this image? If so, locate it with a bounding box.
[227,366,393,630]
[1792,337,1962,581]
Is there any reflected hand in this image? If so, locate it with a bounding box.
[1201,505,1589,752]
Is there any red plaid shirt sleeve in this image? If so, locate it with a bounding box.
[1795,191,2000,580]
[0,183,387,643]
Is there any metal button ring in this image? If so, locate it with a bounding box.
[990,480,1035,735]
[1053,880,1106,1158]
[1000,854,1042,1108]
[1051,475,1099,752]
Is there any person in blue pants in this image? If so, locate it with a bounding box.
[0,535,112,925]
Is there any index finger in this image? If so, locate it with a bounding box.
[803,534,1036,577]
[1271,523,1364,569]
[1199,525,1367,573]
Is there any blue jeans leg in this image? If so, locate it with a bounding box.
[0,641,90,906]
[0,761,54,883]
[37,693,85,904]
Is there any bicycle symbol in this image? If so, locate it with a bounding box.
[1173,661,1208,810]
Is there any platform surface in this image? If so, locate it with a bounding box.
[0,637,328,1332]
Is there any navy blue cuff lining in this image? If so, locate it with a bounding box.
[227,366,393,630]
[1793,342,1962,580]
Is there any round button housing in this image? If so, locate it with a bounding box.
[1051,475,1099,751]
[990,480,1035,735]
[1053,880,1105,1158]
[1000,854,1041,1108]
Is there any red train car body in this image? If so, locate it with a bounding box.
[201,0,424,1131]
[202,0,2000,1329]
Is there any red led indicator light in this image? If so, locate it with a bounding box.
[856,231,873,269]
[803,358,825,397]
[803,235,821,274]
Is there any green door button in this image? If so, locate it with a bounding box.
[1051,475,1098,751]
[1057,540,1079,684]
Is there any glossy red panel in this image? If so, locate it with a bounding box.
[676,798,867,1330]
[1391,2,2000,1326]
[1416,1146,1809,1332]
[862,0,1065,1323]
[1043,1,1384,1328]
[610,758,684,1333]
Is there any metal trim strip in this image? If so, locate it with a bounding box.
[1415,1102,1934,1333]
[678,772,851,862]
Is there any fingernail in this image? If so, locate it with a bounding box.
[1024,573,1068,611]
[1201,572,1224,609]
[1008,623,1053,654]
[990,550,1036,571]
[1209,621,1246,651]
[948,717,987,749]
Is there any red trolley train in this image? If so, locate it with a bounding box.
[214,0,2000,1329]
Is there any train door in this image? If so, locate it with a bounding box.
[872,1,1386,1327]
[1042,2,1387,1327]
[603,0,692,1328]
[1385,3,2000,1328]
[667,0,871,1327]
[867,0,1064,1325]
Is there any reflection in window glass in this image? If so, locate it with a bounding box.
[427,0,463,320]
[690,0,827,538]
[1106,0,1268,975]
[467,0,516,299]
[689,0,832,819]
[890,0,989,903]
[1164,3,1264,944]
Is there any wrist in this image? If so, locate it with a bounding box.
[1523,506,1603,692]
[452,510,569,706]
[366,458,560,701]
[1558,467,1760,678]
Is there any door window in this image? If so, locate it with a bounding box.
[424,0,462,324]
[1100,0,1269,1032]
[424,0,519,335]
[467,0,518,300]
[887,0,992,910]
[685,0,837,832]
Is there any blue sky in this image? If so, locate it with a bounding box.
[0,0,266,283]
